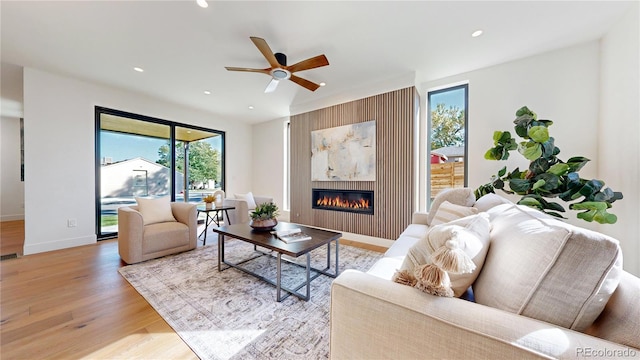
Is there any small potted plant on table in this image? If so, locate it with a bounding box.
[249,202,279,231]
[203,194,216,209]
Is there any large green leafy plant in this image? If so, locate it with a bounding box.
[475,106,623,224]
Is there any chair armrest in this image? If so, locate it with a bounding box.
[171,202,198,248]
[330,270,632,360]
[411,211,430,225]
[117,206,144,264]
[223,198,250,224]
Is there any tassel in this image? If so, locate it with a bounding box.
[392,269,417,287]
[414,263,449,287]
[432,239,476,274]
[414,264,454,297]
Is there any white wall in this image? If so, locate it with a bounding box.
[251,116,288,220]
[0,116,25,221]
[599,2,640,276]
[420,41,601,204]
[23,68,253,255]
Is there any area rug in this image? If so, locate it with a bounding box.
[118,239,382,360]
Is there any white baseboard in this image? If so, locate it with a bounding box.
[340,231,394,249]
[1,214,25,222]
[23,235,96,256]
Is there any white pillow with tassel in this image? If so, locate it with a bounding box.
[392,213,491,297]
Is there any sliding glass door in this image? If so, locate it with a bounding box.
[173,126,223,203]
[95,108,224,239]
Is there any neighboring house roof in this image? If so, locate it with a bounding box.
[432,146,465,158]
[102,157,167,169]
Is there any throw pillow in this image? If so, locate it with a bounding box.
[430,200,479,226]
[473,204,622,332]
[234,192,257,209]
[135,196,177,225]
[472,193,513,212]
[426,187,476,226]
[392,213,491,297]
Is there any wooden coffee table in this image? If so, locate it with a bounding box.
[212,221,341,302]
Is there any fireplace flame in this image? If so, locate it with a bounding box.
[316,195,370,210]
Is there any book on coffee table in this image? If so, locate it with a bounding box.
[272,228,312,243]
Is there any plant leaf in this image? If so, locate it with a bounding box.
[531,179,546,190]
[518,141,542,160]
[509,178,531,193]
[528,126,549,143]
[547,163,569,176]
[518,197,542,208]
[567,156,590,172]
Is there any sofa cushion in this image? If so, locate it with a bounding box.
[384,224,428,258]
[135,196,177,225]
[143,221,190,254]
[431,201,479,226]
[473,204,622,332]
[393,213,491,297]
[426,188,476,226]
[584,271,640,349]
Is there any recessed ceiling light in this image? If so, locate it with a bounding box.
[133,67,144,72]
[196,0,208,8]
[471,30,483,38]
[204,90,211,95]
[319,82,326,87]
[248,105,254,110]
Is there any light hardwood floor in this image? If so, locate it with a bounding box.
[1,220,25,257]
[0,224,384,359]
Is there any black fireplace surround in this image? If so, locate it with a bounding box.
[312,188,374,215]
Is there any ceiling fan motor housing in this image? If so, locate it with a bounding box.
[274,52,287,66]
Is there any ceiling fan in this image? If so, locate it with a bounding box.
[225,36,329,93]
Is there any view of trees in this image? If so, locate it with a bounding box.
[431,103,465,150]
[157,141,221,189]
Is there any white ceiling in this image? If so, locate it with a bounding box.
[1,1,634,124]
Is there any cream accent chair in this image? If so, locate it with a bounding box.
[223,193,274,224]
[117,202,198,264]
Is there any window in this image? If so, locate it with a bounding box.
[95,107,225,239]
[427,84,468,206]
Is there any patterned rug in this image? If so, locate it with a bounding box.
[118,239,382,360]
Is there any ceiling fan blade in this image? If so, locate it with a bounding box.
[287,54,329,73]
[250,36,280,69]
[289,74,320,92]
[225,66,270,74]
[264,78,279,93]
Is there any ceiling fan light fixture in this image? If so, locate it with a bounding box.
[471,30,483,37]
[271,68,290,80]
[196,0,208,8]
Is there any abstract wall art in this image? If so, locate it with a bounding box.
[311,120,376,181]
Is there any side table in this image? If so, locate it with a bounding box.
[197,205,235,245]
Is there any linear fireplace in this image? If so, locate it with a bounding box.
[312,188,374,215]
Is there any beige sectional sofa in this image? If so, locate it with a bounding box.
[330,188,639,359]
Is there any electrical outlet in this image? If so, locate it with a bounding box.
[67,219,77,227]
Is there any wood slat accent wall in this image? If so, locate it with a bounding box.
[290,87,416,240]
